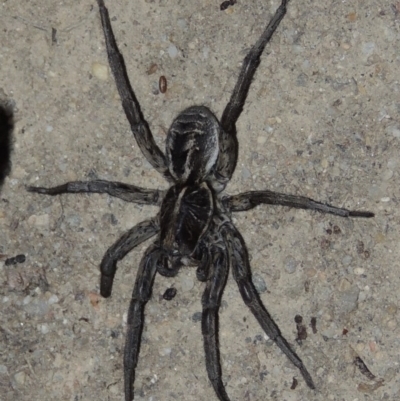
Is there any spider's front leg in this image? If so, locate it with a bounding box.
[97,0,171,181]
[124,244,160,401]
[213,0,289,188]
[222,224,316,390]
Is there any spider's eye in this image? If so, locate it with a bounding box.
[166,106,219,184]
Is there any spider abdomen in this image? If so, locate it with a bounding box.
[159,182,214,256]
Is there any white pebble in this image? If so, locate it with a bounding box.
[48,294,59,305]
[92,62,109,81]
[354,267,365,275]
[27,214,50,227]
[40,324,49,334]
[167,44,178,58]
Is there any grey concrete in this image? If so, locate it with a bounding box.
[1,1,398,400]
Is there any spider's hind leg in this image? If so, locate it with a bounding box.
[201,245,231,401]
[223,224,316,390]
[124,244,160,401]
[100,218,159,297]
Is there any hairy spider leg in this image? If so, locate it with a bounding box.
[223,224,316,390]
[224,190,375,218]
[100,218,159,297]
[124,245,159,401]
[213,0,289,190]
[97,0,172,180]
[201,245,230,401]
[27,180,164,205]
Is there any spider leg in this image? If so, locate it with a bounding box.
[222,223,316,389]
[27,180,165,205]
[214,0,289,187]
[201,245,230,401]
[101,218,159,297]
[224,190,374,218]
[124,244,159,401]
[96,0,171,180]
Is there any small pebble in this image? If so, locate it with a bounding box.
[48,294,59,304]
[13,371,26,387]
[92,62,108,80]
[180,275,194,292]
[0,365,8,374]
[192,312,202,322]
[354,267,365,275]
[167,44,178,58]
[342,255,352,266]
[284,256,298,274]
[252,273,267,293]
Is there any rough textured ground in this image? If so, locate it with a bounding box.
[1,1,399,400]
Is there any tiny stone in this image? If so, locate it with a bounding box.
[92,62,109,80]
[284,256,298,274]
[354,267,365,275]
[13,371,26,386]
[192,312,202,322]
[0,364,8,374]
[48,294,59,304]
[241,166,251,180]
[40,324,49,334]
[167,44,178,58]
[252,273,267,293]
[159,347,172,356]
[257,136,267,145]
[27,214,50,227]
[342,255,352,266]
[180,275,194,292]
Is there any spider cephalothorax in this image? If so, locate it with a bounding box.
[28,1,374,400]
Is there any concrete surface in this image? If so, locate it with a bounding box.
[0,0,399,400]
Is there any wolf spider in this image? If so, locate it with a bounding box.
[28,0,374,399]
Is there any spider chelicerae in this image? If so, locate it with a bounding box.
[28,0,374,400]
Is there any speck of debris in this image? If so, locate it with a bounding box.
[220,0,236,11]
[290,377,298,390]
[353,356,376,380]
[159,75,167,94]
[163,287,177,301]
[5,254,26,266]
[310,317,317,333]
[294,314,307,343]
[147,63,158,75]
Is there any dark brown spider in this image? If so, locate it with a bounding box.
[27,0,374,400]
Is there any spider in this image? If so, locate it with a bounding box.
[28,0,374,400]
